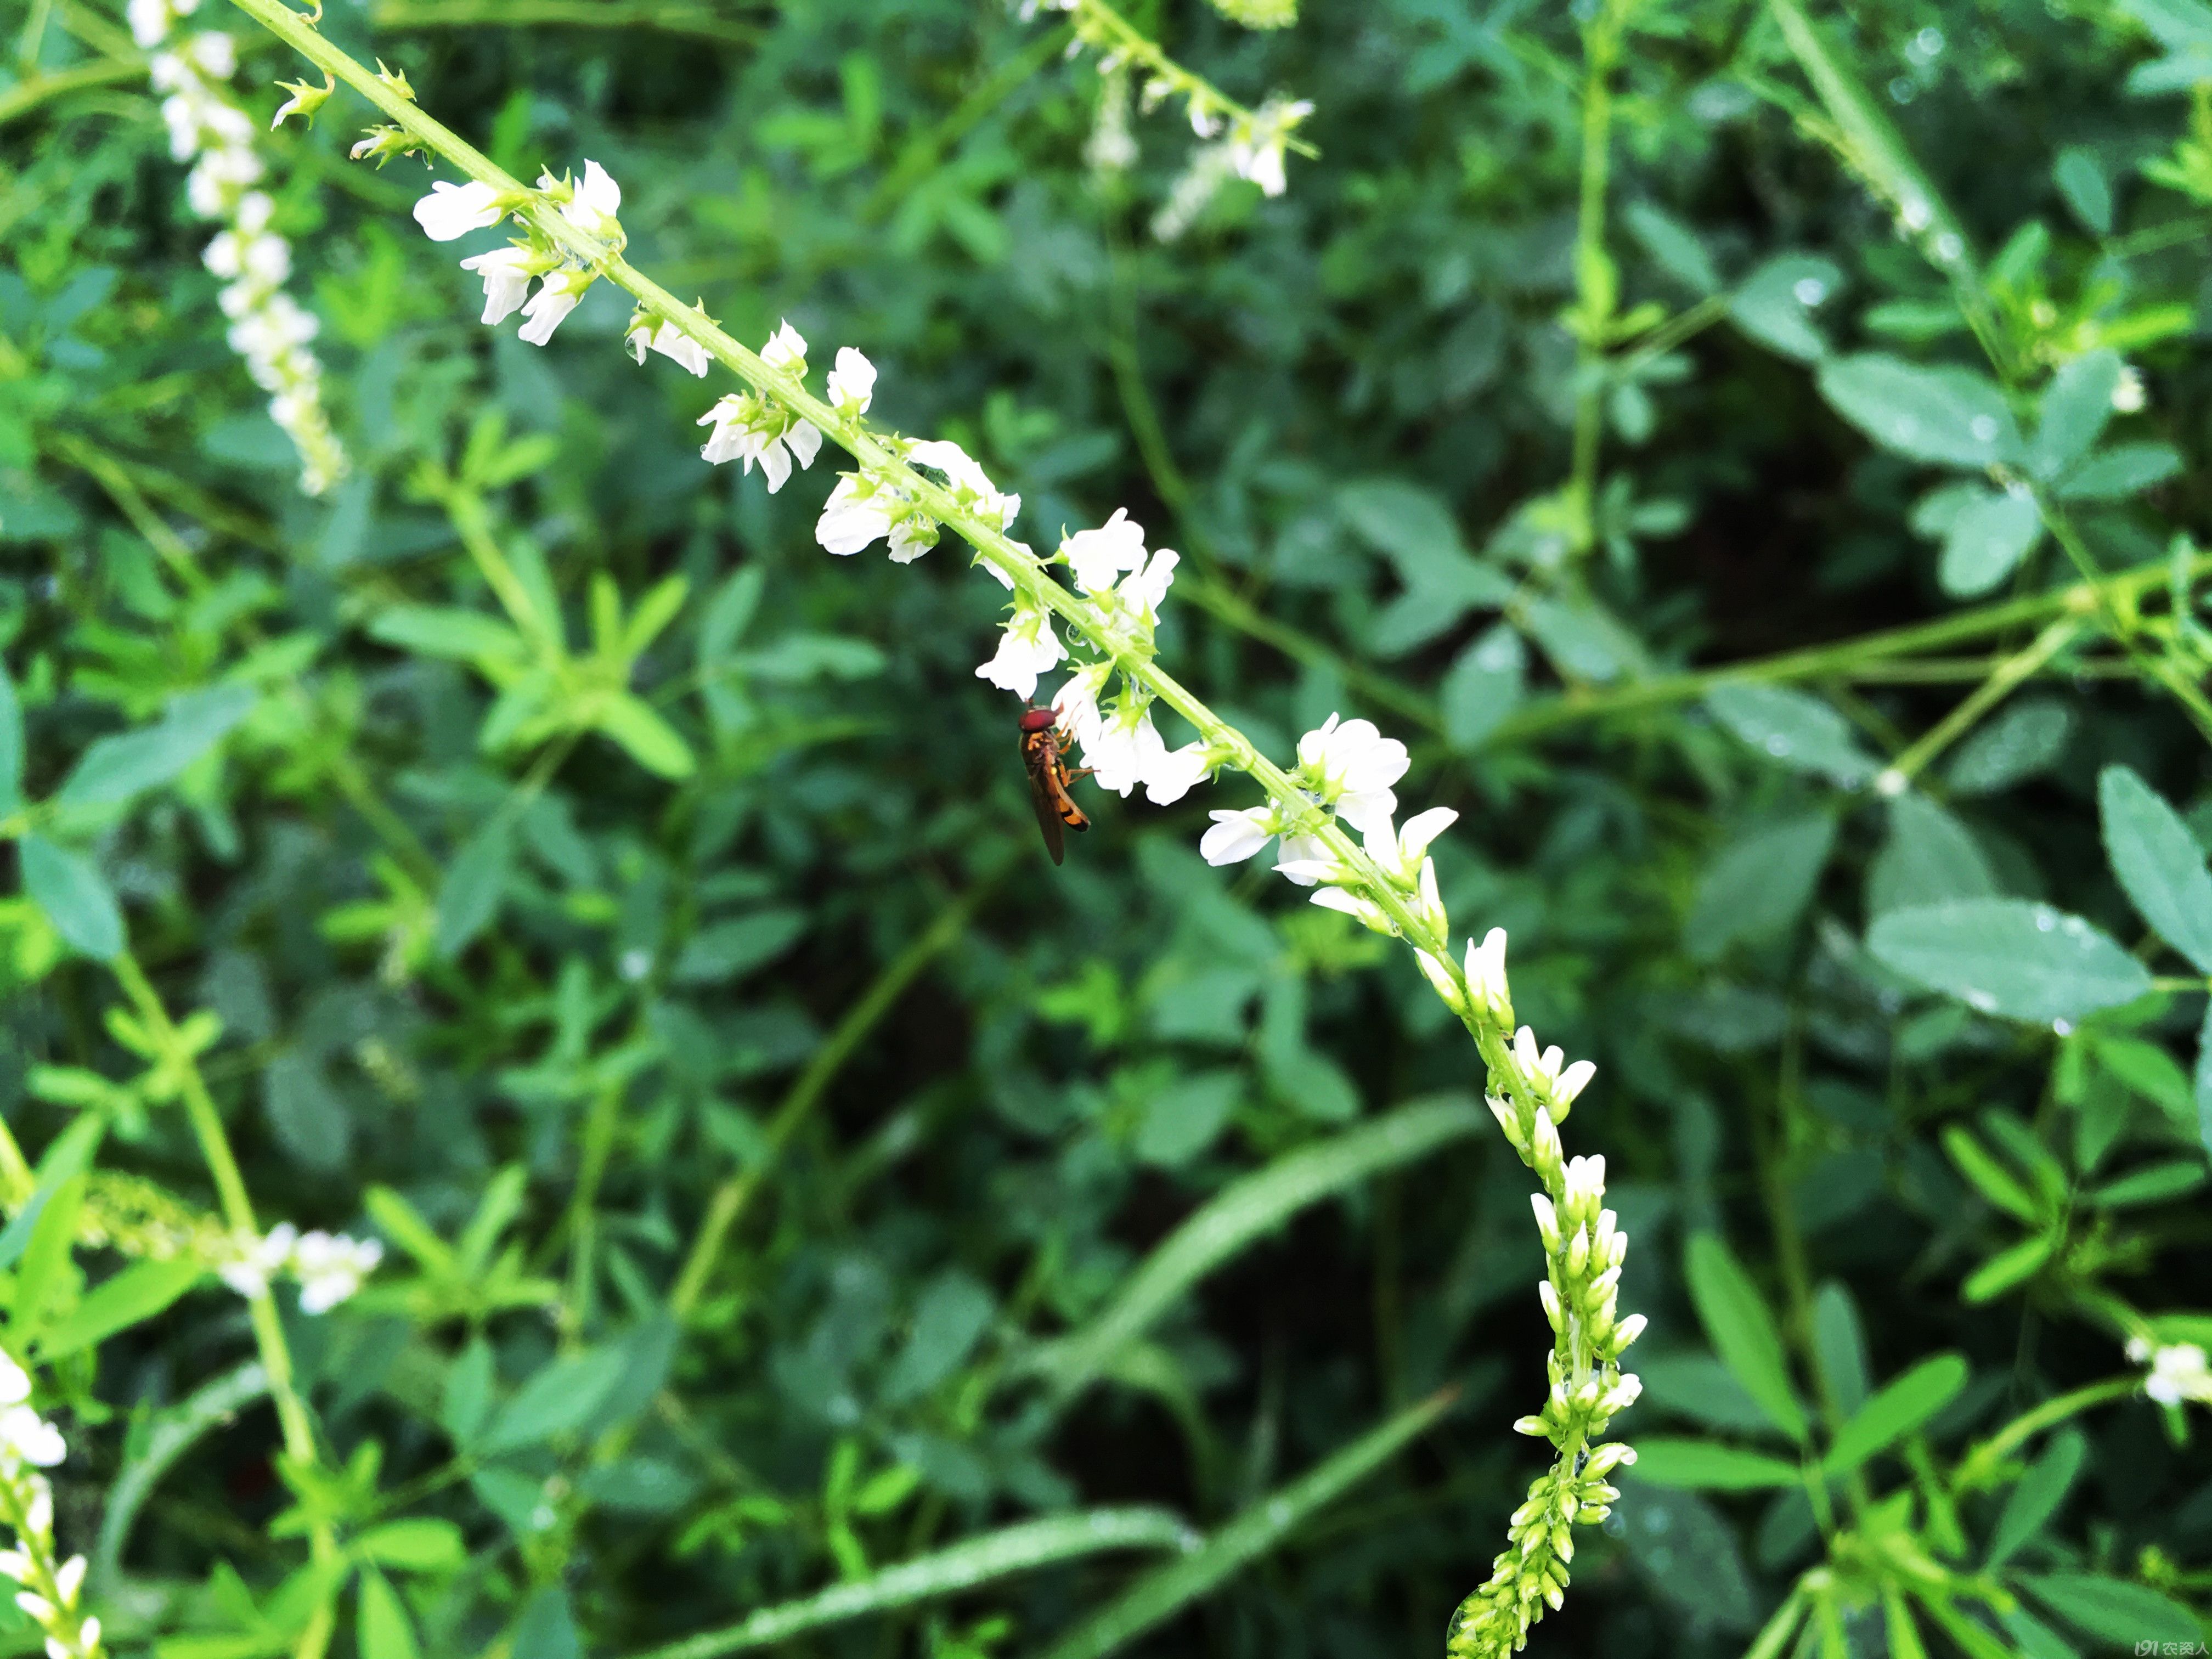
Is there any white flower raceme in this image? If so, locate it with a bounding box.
[2130,1337,2212,1407]
[826,347,876,419]
[0,1354,100,1659]
[975,599,1067,701]
[136,0,345,495]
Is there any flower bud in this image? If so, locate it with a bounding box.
[1612,1313,1648,1352]
[1416,950,1466,1013]
[1530,1193,1560,1252]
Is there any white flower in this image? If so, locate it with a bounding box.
[1365,805,1457,884]
[1464,927,1509,1017]
[549,159,620,238]
[907,438,1019,532]
[2134,1339,2212,1407]
[0,1551,26,1585]
[294,1231,383,1314]
[1063,508,1148,595]
[0,1356,28,1409]
[697,392,820,492]
[627,318,709,376]
[0,1408,63,1470]
[461,246,538,325]
[1119,548,1180,632]
[760,319,808,372]
[827,347,876,416]
[1296,713,1408,836]
[817,474,896,555]
[1201,804,1279,866]
[218,1221,297,1299]
[50,1558,82,1608]
[2112,365,2146,414]
[518,267,592,347]
[128,0,172,46]
[1081,697,1168,798]
[1273,831,1338,887]
[1051,660,1115,750]
[1145,741,1213,805]
[975,603,1066,701]
[413,178,505,242]
[1226,97,1313,198]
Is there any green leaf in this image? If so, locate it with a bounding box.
[1987,1429,2084,1568]
[1963,1232,2058,1303]
[263,1051,351,1173]
[1034,1097,1482,1400]
[1683,1232,1808,1442]
[1037,1394,1452,1659]
[38,1257,202,1361]
[1704,684,1875,787]
[357,1571,420,1659]
[882,1272,995,1404]
[1937,488,2044,597]
[1867,900,2152,1024]
[1943,1126,2044,1224]
[435,817,512,960]
[620,575,691,659]
[21,834,125,959]
[1728,253,1843,362]
[56,685,255,809]
[481,1346,628,1454]
[1820,1353,1967,1474]
[2100,764,2212,973]
[1638,1352,1780,1437]
[2087,1158,2205,1208]
[2029,352,2121,481]
[1869,794,1997,915]
[596,692,697,779]
[1816,354,2019,470]
[1440,623,1526,751]
[1626,1438,1802,1490]
[2053,148,2113,234]
[1948,699,2072,795]
[1135,1068,1241,1166]
[698,566,765,667]
[1336,478,1465,585]
[2020,1573,2202,1647]
[2055,442,2182,501]
[0,1116,104,1271]
[441,1337,494,1449]
[2197,1001,2212,1160]
[1683,814,1836,962]
[630,1509,1193,1658]
[671,909,808,984]
[1811,1282,1871,1419]
[1624,202,1722,295]
[14,1174,87,1332]
[0,661,21,819]
[368,606,529,664]
[510,1589,583,1659]
[354,1519,466,1574]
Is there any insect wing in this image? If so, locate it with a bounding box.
[1024,732,1067,865]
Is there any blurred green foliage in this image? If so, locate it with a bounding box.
[3,0,2212,1654]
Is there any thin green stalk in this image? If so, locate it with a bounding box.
[1949,1375,2137,1491]
[108,953,340,1659]
[0,55,140,126]
[860,24,1073,223]
[1566,0,1628,549]
[1881,616,2083,786]
[667,877,993,1318]
[368,0,758,44]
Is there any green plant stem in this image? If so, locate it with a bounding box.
[0,54,140,126]
[368,0,759,44]
[1059,0,1316,157]
[667,877,992,1319]
[109,952,340,1659]
[1881,616,2083,786]
[860,23,1073,223]
[1950,1375,2138,1491]
[1566,0,1627,549]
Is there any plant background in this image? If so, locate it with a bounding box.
[2,0,2211,1655]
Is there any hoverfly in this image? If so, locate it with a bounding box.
[1019,705,1092,865]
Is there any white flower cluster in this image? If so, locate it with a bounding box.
[411,161,624,348]
[697,323,825,491]
[131,0,346,496]
[2130,1337,2212,1408]
[217,1222,382,1314]
[0,1355,99,1659]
